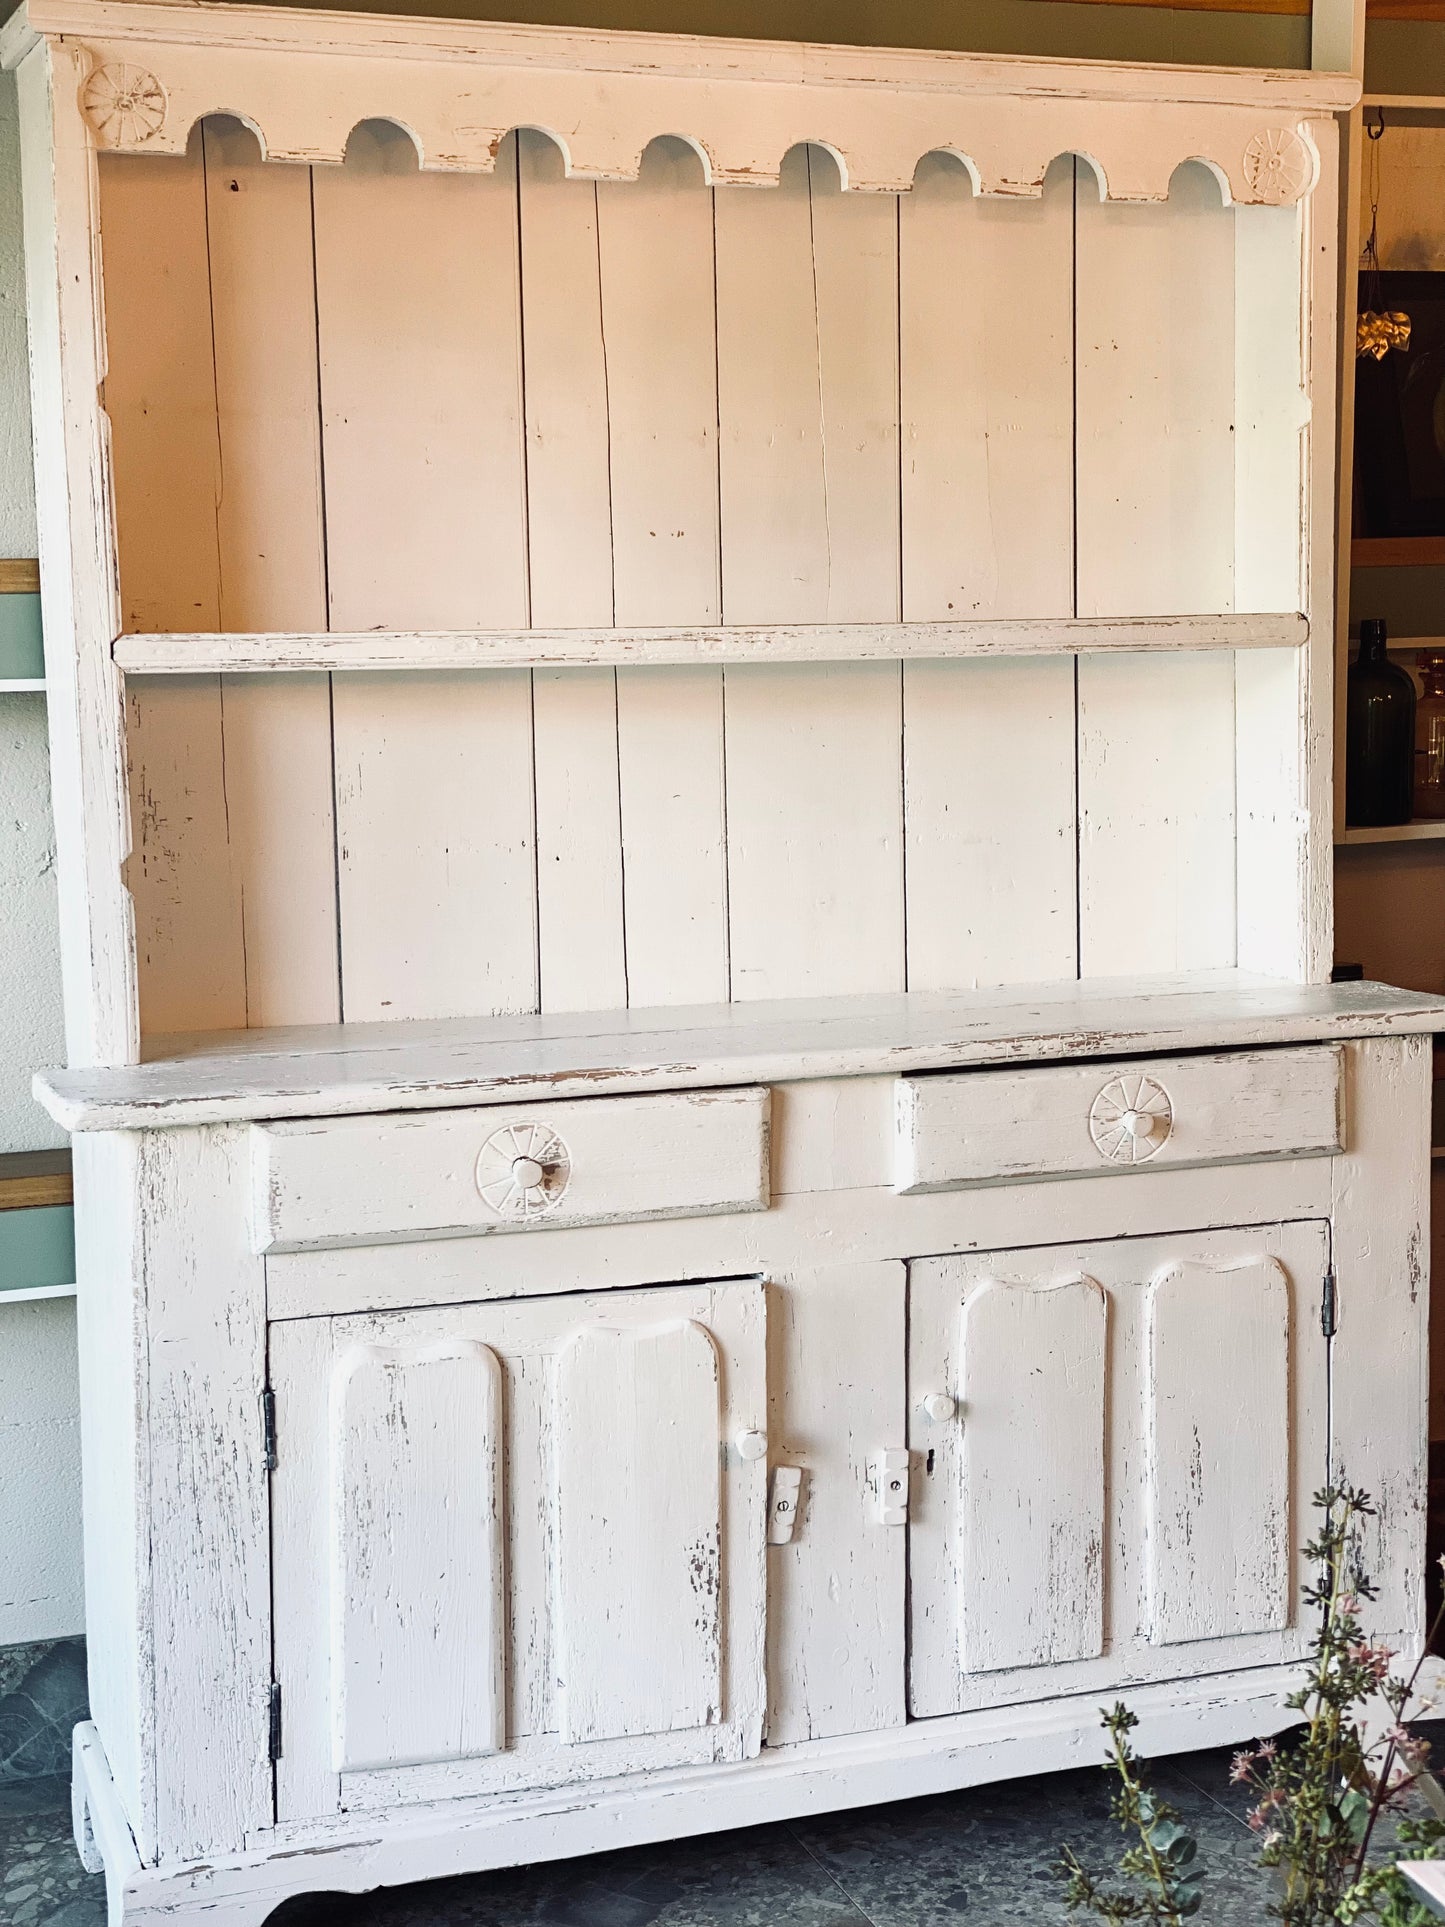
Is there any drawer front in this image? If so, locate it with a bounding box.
[252,1086,770,1253]
[896,1046,1342,1193]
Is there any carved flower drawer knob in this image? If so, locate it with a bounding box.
[475,1123,571,1220]
[1089,1075,1173,1165]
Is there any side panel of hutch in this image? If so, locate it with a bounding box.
[5,5,1442,1924]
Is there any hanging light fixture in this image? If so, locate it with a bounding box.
[1358,107,1412,361]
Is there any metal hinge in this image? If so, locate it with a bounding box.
[261,1388,277,1473]
[268,1683,283,1762]
[1321,1268,1338,1340]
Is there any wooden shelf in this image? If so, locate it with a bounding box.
[1338,820,1445,845]
[112,612,1310,676]
[0,1150,73,1212]
[0,678,45,693]
[0,1283,76,1304]
[31,975,1445,1133]
[1352,537,1445,569]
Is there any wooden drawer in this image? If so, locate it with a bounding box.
[251,1087,770,1253]
[895,1047,1342,1193]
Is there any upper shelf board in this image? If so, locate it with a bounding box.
[113,613,1311,675]
[0,0,1356,199]
[33,975,1445,1132]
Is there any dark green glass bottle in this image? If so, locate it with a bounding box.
[1346,618,1416,827]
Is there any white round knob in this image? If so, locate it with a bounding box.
[511,1155,546,1190]
[735,1430,769,1462]
[920,1392,957,1423]
[1120,1110,1156,1141]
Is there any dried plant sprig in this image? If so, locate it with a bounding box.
[1056,1704,1204,1924]
[1060,1486,1445,1927]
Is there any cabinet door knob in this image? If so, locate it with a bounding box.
[511,1155,546,1189]
[1120,1109,1156,1141]
[735,1429,769,1462]
[920,1392,957,1423]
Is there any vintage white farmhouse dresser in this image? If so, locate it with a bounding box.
[5,1,1444,1920]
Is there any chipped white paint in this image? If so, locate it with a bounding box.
[908,1223,1329,1722]
[0,0,1351,202]
[251,1085,770,1253]
[956,1275,1107,1674]
[1145,1256,1290,1646]
[895,1045,1343,1193]
[270,1279,767,1824]
[7,9,1433,1926]
[555,1318,723,1744]
[331,1340,505,1771]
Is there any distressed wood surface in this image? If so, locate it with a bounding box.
[270,1126,1337,1326]
[902,656,1078,990]
[724,663,905,1001]
[1075,163,1239,620]
[909,1221,1328,1719]
[896,1045,1343,1191]
[200,116,326,633]
[1146,1256,1290,1645]
[597,139,719,628]
[518,130,613,628]
[556,1319,722,1743]
[251,1085,770,1252]
[900,155,1072,623]
[73,1660,1329,1925]
[533,669,628,1015]
[331,1341,505,1771]
[271,1280,767,1822]
[140,1125,270,1864]
[957,1277,1107,1673]
[38,979,1445,1131]
[1331,1036,1433,1649]
[7,1,1353,205]
[331,671,537,1025]
[765,1261,906,1746]
[1077,651,1239,977]
[615,667,729,1008]
[112,612,1310,673]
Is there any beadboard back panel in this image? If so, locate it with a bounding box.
[103,120,1310,1034]
[100,125,1304,639]
[126,643,1288,1030]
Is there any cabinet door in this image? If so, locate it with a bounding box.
[908,1222,1327,1718]
[271,1277,767,1819]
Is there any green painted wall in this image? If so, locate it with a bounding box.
[0,1207,74,1296]
[242,0,1312,69]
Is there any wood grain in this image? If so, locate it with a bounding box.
[0,559,40,594]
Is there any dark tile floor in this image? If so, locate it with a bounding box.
[1,1740,1303,1927]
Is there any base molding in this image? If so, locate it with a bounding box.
[81,1662,1317,1927]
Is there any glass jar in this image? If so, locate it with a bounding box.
[1346,619,1416,826]
[1416,651,1445,820]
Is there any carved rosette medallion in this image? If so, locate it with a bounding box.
[1088,1073,1174,1165]
[475,1121,572,1221]
[79,63,168,147]
[1241,127,1311,205]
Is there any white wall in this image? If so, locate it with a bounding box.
[0,65,84,1648]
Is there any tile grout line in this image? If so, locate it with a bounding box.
[784,1819,885,1925]
[1159,1758,1257,1835]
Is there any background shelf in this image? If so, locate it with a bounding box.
[1338,819,1445,844]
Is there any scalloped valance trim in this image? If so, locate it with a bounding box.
[2,0,1355,203]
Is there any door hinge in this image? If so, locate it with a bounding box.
[261,1387,277,1472]
[1322,1268,1338,1340]
[268,1682,283,1763]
